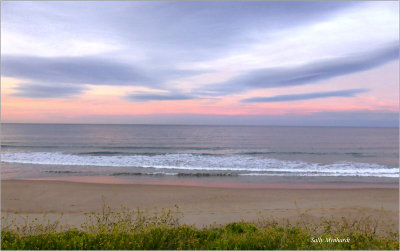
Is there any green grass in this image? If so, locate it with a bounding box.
[1,204,398,250]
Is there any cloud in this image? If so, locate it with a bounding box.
[110,2,360,59]
[2,1,360,60]
[10,83,87,98]
[2,55,154,86]
[2,2,398,101]
[205,45,398,95]
[125,92,195,102]
[1,55,203,90]
[242,88,369,103]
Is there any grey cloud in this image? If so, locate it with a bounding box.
[242,89,369,103]
[114,2,359,54]
[1,54,207,99]
[125,92,195,102]
[2,1,363,62]
[205,45,399,95]
[1,55,202,88]
[2,55,154,86]
[11,83,87,98]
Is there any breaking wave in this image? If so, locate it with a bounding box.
[1,152,398,178]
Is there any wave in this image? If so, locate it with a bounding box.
[110,172,178,176]
[1,145,378,158]
[1,152,398,178]
[109,172,237,177]
[1,145,229,151]
[77,151,134,156]
[44,170,82,174]
[241,151,376,157]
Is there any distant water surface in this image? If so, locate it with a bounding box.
[1,124,398,181]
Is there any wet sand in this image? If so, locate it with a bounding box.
[1,179,398,229]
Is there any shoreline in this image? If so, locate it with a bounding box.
[2,179,398,228]
[3,173,398,189]
[6,176,400,189]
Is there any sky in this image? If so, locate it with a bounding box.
[1,1,399,126]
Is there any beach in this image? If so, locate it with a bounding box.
[1,124,399,232]
[2,179,398,229]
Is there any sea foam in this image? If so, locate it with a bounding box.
[1,152,398,178]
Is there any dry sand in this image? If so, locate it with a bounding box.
[1,180,398,228]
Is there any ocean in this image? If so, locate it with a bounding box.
[1,123,399,185]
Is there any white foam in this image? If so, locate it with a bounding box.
[1,152,398,178]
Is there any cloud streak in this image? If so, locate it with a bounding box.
[205,45,398,95]
[242,88,369,103]
[2,55,206,99]
[125,92,195,102]
[2,55,153,86]
[11,83,87,98]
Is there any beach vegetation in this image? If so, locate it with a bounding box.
[1,204,398,250]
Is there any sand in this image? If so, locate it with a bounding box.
[1,180,398,228]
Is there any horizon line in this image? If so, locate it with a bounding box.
[1,122,398,129]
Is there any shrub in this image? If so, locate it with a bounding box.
[1,204,398,250]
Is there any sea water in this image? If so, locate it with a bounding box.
[1,124,398,180]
